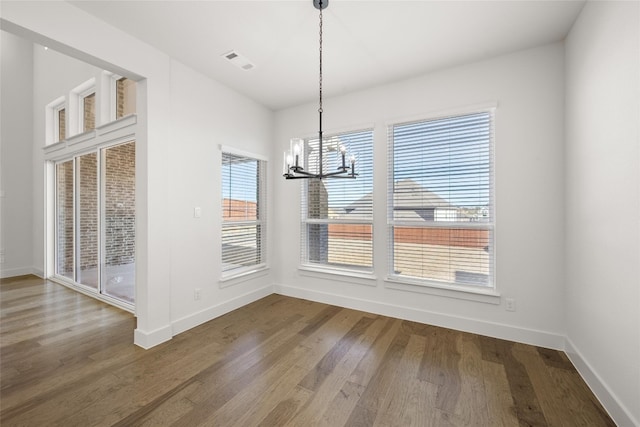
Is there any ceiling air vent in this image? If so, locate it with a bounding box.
[222,50,255,71]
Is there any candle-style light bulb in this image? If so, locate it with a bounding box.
[283,151,293,175]
[293,143,301,168]
[339,145,346,169]
[283,152,287,175]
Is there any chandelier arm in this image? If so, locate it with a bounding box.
[285,172,356,180]
[323,170,358,178]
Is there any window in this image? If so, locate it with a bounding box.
[55,160,74,280]
[56,106,66,142]
[301,129,374,272]
[388,110,494,289]
[71,79,96,136]
[221,150,266,278]
[82,92,96,132]
[47,97,66,144]
[115,77,136,119]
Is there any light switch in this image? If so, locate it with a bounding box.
[194,207,202,218]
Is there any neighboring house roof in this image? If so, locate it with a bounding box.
[338,179,454,219]
[392,179,453,209]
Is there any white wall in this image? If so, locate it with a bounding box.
[565,2,640,426]
[167,59,274,333]
[31,44,105,277]
[273,43,567,348]
[1,31,34,278]
[1,1,274,349]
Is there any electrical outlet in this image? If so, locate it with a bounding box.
[505,298,516,312]
[194,288,201,301]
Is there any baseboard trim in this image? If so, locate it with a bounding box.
[564,338,638,427]
[134,325,172,349]
[273,284,565,350]
[0,266,44,279]
[171,284,274,337]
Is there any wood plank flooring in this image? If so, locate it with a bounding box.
[1,275,615,426]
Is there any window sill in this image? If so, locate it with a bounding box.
[298,265,377,287]
[384,276,500,304]
[220,265,269,288]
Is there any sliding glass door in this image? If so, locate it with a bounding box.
[55,160,74,280]
[77,152,99,289]
[103,142,136,304]
[54,141,135,306]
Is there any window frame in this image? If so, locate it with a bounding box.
[80,90,96,133]
[55,104,66,143]
[108,73,137,121]
[220,145,268,282]
[50,139,137,312]
[386,106,497,296]
[70,78,96,136]
[46,97,66,145]
[299,127,375,277]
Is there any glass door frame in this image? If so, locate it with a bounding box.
[45,115,137,313]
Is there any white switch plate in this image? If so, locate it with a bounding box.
[505,298,516,312]
[194,207,201,218]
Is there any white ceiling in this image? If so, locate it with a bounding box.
[69,0,585,111]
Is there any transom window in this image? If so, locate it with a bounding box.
[82,92,96,132]
[56,105,66,143]
[116,77,136,119]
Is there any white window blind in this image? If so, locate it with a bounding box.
[222,152,266,277]
[388,110,494,288]
[301,129,374,271]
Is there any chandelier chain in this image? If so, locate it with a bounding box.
[318,4,323,114]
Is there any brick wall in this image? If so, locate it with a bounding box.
[83,93,95,131]
[104,141,136,267]
[78,153,98,270]
[57,143,136,275]
[56,161,74,276]
[58,108,66,142]
[116,78,136,119]
[307,180,329,263]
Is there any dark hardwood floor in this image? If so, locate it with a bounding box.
[1,275,615,426]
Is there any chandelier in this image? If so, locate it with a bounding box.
[283,0,357,180]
